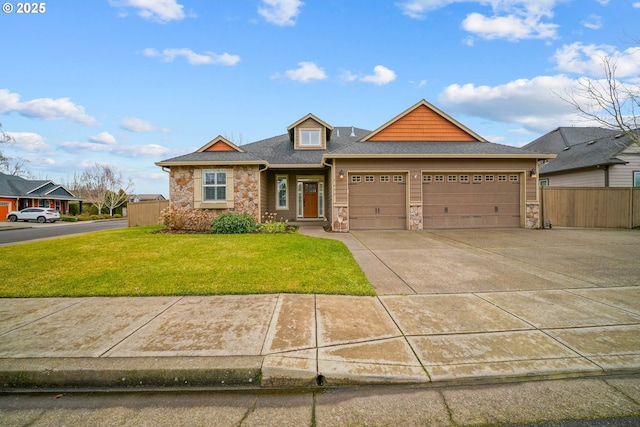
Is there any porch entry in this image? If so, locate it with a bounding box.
[297,177,324,219]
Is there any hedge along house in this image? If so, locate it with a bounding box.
[156,100,555,231]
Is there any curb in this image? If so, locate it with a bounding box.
[3,358,640,392]
[0,357,262,390]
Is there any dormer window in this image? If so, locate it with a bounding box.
[300,129,321,147]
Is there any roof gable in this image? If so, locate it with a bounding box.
[197,135,245,153]
[287,113,333,142]
[0,172,79,199]
[361,99,486,142]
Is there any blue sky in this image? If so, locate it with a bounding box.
[1,0,639,195]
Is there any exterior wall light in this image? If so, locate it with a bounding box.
[529,168,537,178]
[339,169,345,179]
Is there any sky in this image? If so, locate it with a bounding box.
[1,0,639,196]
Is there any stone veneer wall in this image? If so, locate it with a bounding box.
[409,205,423,230]
[525,202,540,229]
[169,165,260,221]
[332,206,349,232]
[233,165,260,220]
[169,166,194,208]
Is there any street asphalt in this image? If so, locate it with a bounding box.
[0,227,638,393]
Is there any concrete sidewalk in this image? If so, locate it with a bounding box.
[1,228,639,390]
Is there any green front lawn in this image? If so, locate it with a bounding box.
[0,227,375,297]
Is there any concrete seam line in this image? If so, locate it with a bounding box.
[98,296,184,357]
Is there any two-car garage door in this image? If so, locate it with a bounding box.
[423,173,520,228]
[348,172,521,230]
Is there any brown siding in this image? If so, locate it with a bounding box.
[368,105,479,142]
[264,169,328,221]
[294,118,327,149]
[260,168,269,222]
[204,141,237,151]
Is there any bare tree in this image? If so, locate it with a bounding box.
[562,55,640,145]
[0,122,13,170]
[104,182,133,216]
[80,164,134,217]
[0,123,35,178]
[1,158,35,178]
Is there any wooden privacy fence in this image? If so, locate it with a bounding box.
[128,200,170,227]
[541,187,640,229]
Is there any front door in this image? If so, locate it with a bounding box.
[303,182,318,218]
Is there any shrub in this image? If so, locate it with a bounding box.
[60,216,78,222]
[113,214,122,218]
[259,212,288,233]
[69,203,79,216]
[160,205,214,232]
[211,213,258,234]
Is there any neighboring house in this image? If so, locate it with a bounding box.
[156,100,555,231]
[0,172,82,220]
[522,127,640,187]
[128,194,166,203]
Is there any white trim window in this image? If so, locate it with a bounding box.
[276,175,288,209]
[300,129,321,147]
[297,182,303,217]
[203,169,227,202]
[318,182,325,217]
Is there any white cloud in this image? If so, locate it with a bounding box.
[360,65,397,85]
[462,11,558,41]
[109,0,187,23]
[437,74,582,133]
[553,43,640,78]
[634,2,640,8]
[114,144,173,157]
[397,0,561,41]
[282,62,327,82]
[58,140,173,158]
[144,48,240,66]
[338,69,358,83]
[582,14,602,30]
[58,141,113,153]
[258,0,303,26]
[89,131,117,145]
[120,117,170,133]
[0,89,97,125]
[5,132,50,152]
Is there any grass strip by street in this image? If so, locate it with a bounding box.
[0,226,375,297]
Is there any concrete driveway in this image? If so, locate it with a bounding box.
[304,228,640,295]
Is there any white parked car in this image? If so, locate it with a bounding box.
[7,208,60,223]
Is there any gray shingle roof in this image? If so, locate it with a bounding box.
[158,126,546,167]
[0,172,80,200]
[522,128,634,174]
